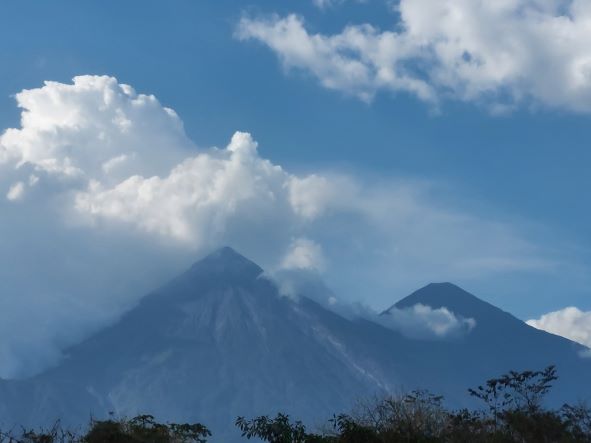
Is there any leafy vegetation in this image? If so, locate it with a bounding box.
[237,366,591,443]
[0,414,210,443]
[1,366,590,442]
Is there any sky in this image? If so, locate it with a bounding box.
[0,0,590,377]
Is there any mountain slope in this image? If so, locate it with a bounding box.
[387,282,590,405]
[4,248,395,439]
[0,251,589,440]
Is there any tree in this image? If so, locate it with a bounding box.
[468,365,558,417]
[84,415,210,443]
[235,414,328,443]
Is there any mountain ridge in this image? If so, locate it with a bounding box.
[391,282,514,321]
[0,247,589,441]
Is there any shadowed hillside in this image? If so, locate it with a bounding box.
[0,248,589,441]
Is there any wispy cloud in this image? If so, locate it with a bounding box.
[237,1,591,113]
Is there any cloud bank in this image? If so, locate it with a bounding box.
[384,304,476,339]
[527,307,591,354]
[0,75,568,378]
[237,1,591,112]
[277,274,477,340]
[303,287,477,340]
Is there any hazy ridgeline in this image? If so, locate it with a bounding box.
[0,248,590,442]
[2,366,590,443]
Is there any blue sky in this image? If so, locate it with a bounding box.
[0,0,590,375]
[2,0,590,232]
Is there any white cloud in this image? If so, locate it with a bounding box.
[102,153,133,174]
[0,75,191,181]
[6,182,25,201]
[320,298,476,339]
[312,0,366,9]
[74,131,292,246]
[278,274,478,338]
[281,238,327,271]
[527,307,591,353]
[237,1,591,112]
[287,174,357,220]
[383,303,476,339]
[313,0,335,8]
[72,126,548,281]
[0,75,574,378]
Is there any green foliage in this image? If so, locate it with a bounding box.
[235,413,328,443]
[84,414,210,443]
[328,415,381,443]
[468,365,558,416]
[235,366,591,442]
[0,415,210,443]
[0,420,78,443]
[562,402,591,439]
[1,366,590,442]
[351,389,447,441]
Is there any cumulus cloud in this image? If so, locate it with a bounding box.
[237,1,591,112]
[72,126,548,281]
[527,307,591,354]
[75,131,289,245]
[0,75,569,378]
[0,75,191,180]
[281,238,327,271]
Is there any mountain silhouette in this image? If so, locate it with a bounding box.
[0,248,589,441]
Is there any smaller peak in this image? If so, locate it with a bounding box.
[396,282,480,306]
[423,282,463,290]
[387,282,494,320]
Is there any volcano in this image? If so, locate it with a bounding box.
[0,248,589,440]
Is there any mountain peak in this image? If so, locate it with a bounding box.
[189,246,264,280]
[390,282,501,322]
[206,246,247,261]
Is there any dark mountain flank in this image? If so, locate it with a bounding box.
[0,249,589,441]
